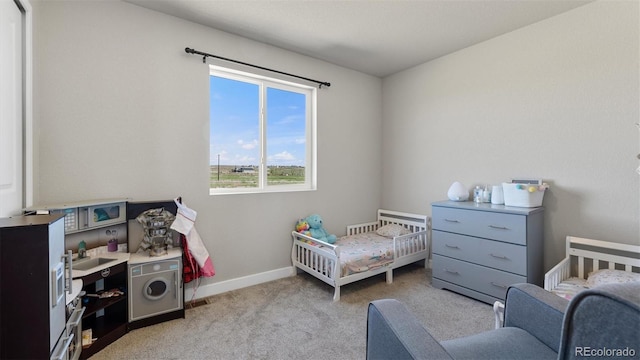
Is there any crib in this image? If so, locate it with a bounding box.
[291,209,429,301]
[544,236,640,298]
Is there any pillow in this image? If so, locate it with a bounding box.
[376,223,410,238]
[586,269,640,288]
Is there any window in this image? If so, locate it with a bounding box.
[209,65,316,194]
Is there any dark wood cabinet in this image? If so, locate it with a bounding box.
[78,262,128,359]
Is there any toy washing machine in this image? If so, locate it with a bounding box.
[128,248,184,329]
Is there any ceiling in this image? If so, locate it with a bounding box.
[126,0,592,78]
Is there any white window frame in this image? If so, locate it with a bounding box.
[209,65,317,195]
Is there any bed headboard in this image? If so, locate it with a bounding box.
[566,236,640,278]
[377,209,429,233]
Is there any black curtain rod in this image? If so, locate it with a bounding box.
[185,47,331,88]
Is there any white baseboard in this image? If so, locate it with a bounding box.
[184,266,297,301]
[184,259,430,302]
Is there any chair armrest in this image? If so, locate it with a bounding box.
[367,299,453,360]
[504,283,569,352]
[559,282,640,359]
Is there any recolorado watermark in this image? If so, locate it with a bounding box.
[575,346,636,357]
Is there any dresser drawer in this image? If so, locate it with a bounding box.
[432,206,527,245]
[433,254,526,299]
[433,230,527,275]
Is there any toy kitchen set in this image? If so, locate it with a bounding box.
[11,198,186,360]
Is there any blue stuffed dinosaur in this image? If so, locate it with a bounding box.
[305,214,337,244]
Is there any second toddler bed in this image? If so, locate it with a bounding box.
[544,236,640,300]
[291,209,429,301]
[494,235,640,328]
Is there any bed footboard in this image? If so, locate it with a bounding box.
[291,231,339,286]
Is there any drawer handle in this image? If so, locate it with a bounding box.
[491,282,508,289]
[488,225,509,230]
[490,253,508,260]
[445,244,460,249]
[444,219,460,223]
[444,269,460,275]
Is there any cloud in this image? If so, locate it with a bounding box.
[237,139,258,150]
[269,151,296,162]
[235,155,256,163]
[217,150,229,161]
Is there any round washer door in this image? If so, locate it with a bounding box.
[143,277,169,301]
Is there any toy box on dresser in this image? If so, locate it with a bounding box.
[430,201,544,304]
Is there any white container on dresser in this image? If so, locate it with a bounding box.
[431,200,544,304]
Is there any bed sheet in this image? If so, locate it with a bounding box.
[551,277,588,300]
[336,232,395,277]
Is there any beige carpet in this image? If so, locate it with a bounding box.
[91,264,494,359]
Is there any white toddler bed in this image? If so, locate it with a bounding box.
[291,209,429,301]
[494,235,640,328]
[544,236,640,300]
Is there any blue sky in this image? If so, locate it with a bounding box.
[209,76,306,167]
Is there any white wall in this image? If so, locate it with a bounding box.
[31,0,639,296]
[382,0,640,270]
[32,0,382,296]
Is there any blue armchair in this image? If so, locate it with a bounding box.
[366,282,640,360]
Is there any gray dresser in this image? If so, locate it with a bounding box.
[431,200,544,304]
